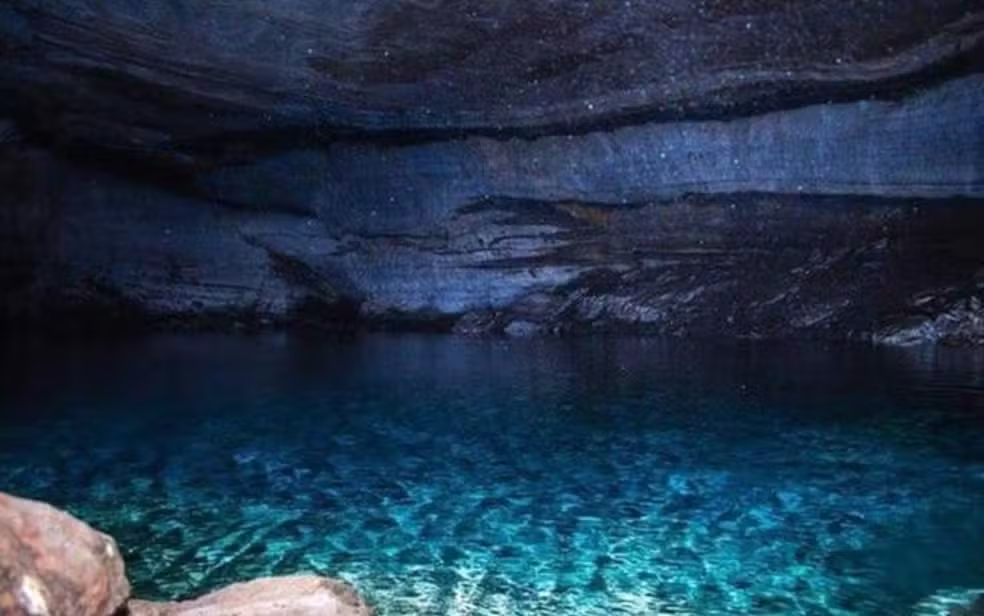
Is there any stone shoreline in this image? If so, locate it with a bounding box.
[0,492,372,616]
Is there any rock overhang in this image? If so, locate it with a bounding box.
[0,0,982,161]
[1,1,983,344]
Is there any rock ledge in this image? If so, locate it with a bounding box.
[128,576,372,616]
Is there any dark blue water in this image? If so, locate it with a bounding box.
[1,335,982,615]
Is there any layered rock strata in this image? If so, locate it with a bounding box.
[0,1,982,343]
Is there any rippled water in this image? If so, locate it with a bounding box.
[1,335,982,615]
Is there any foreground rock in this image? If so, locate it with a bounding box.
[0,492,372,616]
[0,492,129,616]
[127,576,372,616]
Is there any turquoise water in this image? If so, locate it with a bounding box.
[1,335,982,615]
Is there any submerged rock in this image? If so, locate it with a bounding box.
[127,576,372,616]
[0,492,130,616]
[913,588,984,616]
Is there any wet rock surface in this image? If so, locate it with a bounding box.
[0,492,129,616]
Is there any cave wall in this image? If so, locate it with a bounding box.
[1,1,983,343]
[2,0,981,150]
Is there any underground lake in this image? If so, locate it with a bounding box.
[1,334,982,615]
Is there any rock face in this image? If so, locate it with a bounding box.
[0,1,983,343]
[0,492,129,616]
[3,127,982,343]
[127,576,373,616]
[1,0,982,162]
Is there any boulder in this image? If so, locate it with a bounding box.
[127,576,372,616]
[0,492,130,616]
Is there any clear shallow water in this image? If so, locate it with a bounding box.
[1,335,982,615]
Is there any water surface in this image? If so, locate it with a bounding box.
[1,335,982,615]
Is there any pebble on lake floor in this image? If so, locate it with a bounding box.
[0,491,372,616]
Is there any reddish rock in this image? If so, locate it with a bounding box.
[127,575,372,616]
[0,491,130,616]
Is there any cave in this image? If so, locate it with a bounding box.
[1,2,983,615]
[1,0,982,341]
